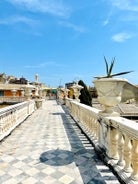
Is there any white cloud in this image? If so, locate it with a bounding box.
[6,0,71,17]
[102,10,113,26]
[24,61,66,68]
[112,32,132,42]
[103,19,109,26]
[25,62,55,68]
[0,15,38,26]
[110,0,138,11]
[58,21,87,33]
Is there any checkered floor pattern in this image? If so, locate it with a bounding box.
[0,100,120,184]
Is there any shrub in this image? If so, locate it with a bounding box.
[78,80,92,106]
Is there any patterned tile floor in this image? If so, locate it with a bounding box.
[0,100,120,184]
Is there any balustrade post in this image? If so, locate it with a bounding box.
[11,89,17,97]
[71,103,75,118]
[117,131,125,166]
[96,121,99,141]
[0,116,3,133]
[76,105,79,121]
[89,116,93,135]
[131,139,138,180]
[20,88,25,97]
[123,134,132,173]
[108,127,119,159]
[94,119,98,139]
[77,105,80,121]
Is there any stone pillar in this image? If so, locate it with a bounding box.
[131,139,138,180]
[108,127,119,159]
[35,87,39,97]
[117,131,125,166]
[123,134,132,173]
[20,89,25,97]
[35,74,39,83]
[25,82,32,101]
[11,89,17,97]
[39,89,42,98]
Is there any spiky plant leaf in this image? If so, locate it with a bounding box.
[108,57,115,76]
[104,56,109,76]
[109,71,133,77]
[94,56,133,79]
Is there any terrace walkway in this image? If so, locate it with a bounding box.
[0,100,120,184]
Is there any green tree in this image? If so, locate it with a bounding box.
[78,80,92,106]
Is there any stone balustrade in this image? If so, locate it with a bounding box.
[0,100,36,141]
[65,98,138,183]
[0,96,26,103]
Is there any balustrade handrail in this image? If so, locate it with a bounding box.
[0,101,27,113]
[0,96,25,103]
[64,97,138,183]
[0,100,36,141]
[106,116,138,139]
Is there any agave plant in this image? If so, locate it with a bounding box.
[94,56,133,79]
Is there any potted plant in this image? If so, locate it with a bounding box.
[93,56,133,116]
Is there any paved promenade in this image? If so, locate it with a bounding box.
[0,100,120,184]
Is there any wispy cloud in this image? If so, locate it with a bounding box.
[24,61,66,68]
[25,62,55,68]
[0,15,38,26]
[58,21,87,33]
[6,0,71,17]
[110,0,138,11]
[112,32,133,42]
[103,19,109,26]
[102,10,113,26]
[120,14,138,22]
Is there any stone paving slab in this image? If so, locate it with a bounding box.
[0,100,120,184]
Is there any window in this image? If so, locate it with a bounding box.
[0,91,4,96]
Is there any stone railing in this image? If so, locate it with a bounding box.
[0,100,36,141]
[0,96,26,103]
[65,98,138,183]
[58,96,66,104]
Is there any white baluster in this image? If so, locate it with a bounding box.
[124,134,132,173]
[108,127,119,159]
[117,131,125,166]
[131,139,138,180]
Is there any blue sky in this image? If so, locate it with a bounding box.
[0,0,138,87]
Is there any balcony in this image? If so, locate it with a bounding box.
[0,98,138,183]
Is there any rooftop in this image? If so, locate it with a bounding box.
[92,98,138,120]
[0,100,120,184]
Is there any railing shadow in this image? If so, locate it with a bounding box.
[39,103,119,184]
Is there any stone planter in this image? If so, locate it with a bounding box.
[93,78,127,116]
[35,99,43,109]
[71,82,83,102]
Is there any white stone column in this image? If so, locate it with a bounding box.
[131,139,138,180]
[123,134,132,173]
[20,89,25,97]
[117,131,125,166]
[24,82,32,101]
[11,89,17,97]
[108,127,119,159]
